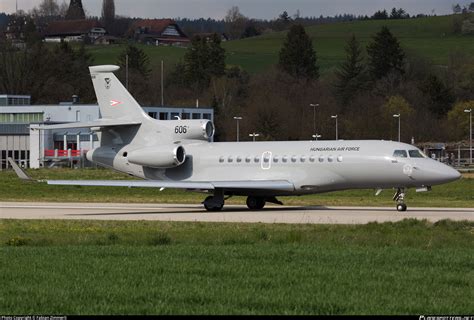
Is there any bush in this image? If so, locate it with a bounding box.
[6,236,30,246]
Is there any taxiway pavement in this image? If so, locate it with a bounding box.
[0,202,472,224]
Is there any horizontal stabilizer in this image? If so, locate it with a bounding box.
[35,119,141,130]
[45,179,295,192]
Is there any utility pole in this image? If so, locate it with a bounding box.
[393,114,401,142]
[233,117,242,142]
[161,60,164,106]
[465,108,472,165]
[331,115,338,140]
[125,54,129,90]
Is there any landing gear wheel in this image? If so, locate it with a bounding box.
[203,196,223,212]
[246,196,266,210]
[396,203,407,212]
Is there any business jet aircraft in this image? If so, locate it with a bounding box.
[36,65,461,212]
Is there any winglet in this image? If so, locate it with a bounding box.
[7,158,33,181]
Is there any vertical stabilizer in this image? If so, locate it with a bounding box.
[89,65,148,121]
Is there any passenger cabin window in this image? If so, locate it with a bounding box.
[393,150,408,158]
[409,150,425,158]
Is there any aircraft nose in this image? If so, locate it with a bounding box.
[426,161,461,184]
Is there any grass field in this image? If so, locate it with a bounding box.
[87,15,474,74]
[0,168,472,207]
[0,219,473,314]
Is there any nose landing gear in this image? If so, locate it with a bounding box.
[393,188,407,212]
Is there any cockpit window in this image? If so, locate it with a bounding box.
[409,150,426,158]
[393,150,408,158]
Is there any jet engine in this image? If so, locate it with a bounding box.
[127,145,186,168]
[164,119,215,141]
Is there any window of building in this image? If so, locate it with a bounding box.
[159,112,168,120]
[148,112,157,119]
[203,113,212,120]
[171,112,180,120]
[182,113,190,119]
[192,113,201,119]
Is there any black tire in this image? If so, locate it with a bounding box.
[396,203,407,212]
[246,196,266,210]
[204,196,223,212]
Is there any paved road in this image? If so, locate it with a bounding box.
[0,202,472,224]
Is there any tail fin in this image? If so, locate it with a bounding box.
[89,65,148,121]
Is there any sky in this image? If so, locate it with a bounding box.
[0,0,458,19]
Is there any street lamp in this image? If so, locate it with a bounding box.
[331,115,338,140]
[464,109,472,164]
[233,116,242,142]
[312,134,321,141]
[309,103,319,138]
[249,133,260,142]
[393,114,401,142]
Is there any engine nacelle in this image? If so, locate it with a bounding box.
[127,145,186,168]
[164,119,215,141]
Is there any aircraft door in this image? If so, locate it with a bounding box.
[261,151,272,170]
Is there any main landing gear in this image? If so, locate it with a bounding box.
[393,187,407,212]
[203,191,283,211]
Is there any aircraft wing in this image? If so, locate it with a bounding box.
[44,179,295,191]
[35,119,141,130]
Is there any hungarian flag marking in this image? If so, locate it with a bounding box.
[110,100,122,107]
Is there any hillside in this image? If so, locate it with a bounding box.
[87,15,474,74]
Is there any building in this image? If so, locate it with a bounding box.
[195,32,229,42]
[44,20,106,43]
[0,96,214,169]
[129,19,189,46]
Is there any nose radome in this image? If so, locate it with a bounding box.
[435,162,461,183]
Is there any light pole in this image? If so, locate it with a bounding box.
[309,103,319,138]
[331,115,338,140]
[464,108,472,164]
[233,116,242,142]
[249,133,260,142]
[393,114,401,142]
[312,134,321,141]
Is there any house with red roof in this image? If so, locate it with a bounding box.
[44,20,106,43]
[129,19,189,46]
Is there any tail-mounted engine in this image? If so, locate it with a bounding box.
[163,119,215,141]
[127,145,186,168]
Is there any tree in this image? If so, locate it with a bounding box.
[367,26,405,79]
[39,0,60,17]
[381,95,414,140]
[470,2,474,12]
[182,34,226,90]
[447,101,474,140]
[224,6,247,40]
[453,4,462,14]
[334,34,366,105]
[372,10,388,20]
[278,24,319,80]
[419,74,455,118]
[117,45,151,101]
[101,0,115,31]
[117,45,151,79]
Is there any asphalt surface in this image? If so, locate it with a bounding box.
[0,202,472,224]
